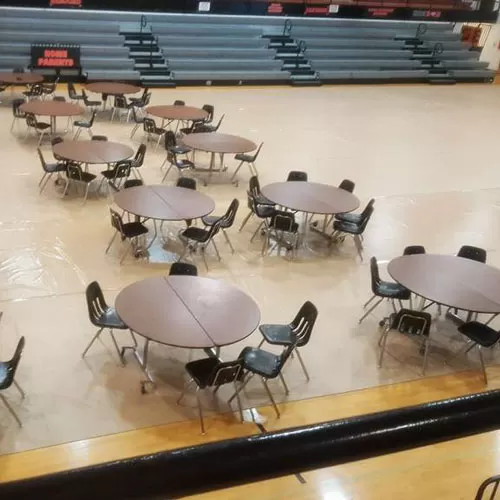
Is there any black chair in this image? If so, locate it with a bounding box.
[130,87,148,105]
[52,96,66,102]
[0,336,26,427]
[231,343,296,418]
[331,204,374,259]
[41,78,58,100]
[99,161,131,193]
[202,199,239,253]
[84,281,136,362]
[81,89,102,111]
[130,143,147,180]
[160,131,192,175]
[73,111,96,139]
[338,179,355,193]
[232,142,263,183]
[177,176,196,191]
[13,67,24,73]
[457,245,487,263]
[403,245,426,255]
[335,199,375,225]
[173,100,185,106]
[91,135,108,141]
[161,150,195,183]
[239,175,274,232]
[10,98,26,133]
[201,104,214,123]
[287,171,308,182]
[25,113,50,147]
[258,301,318,380]
[105,209,148,264]
[143,117,165,149]
[51,135,64,158]
[178,358,244,434]
[63,163,97,204]
[123,179,144,189]
[67,82,84,103]
[264,210,300,259]
[23,83,43,100]
[178,219,222,271]
[359,257,411,324]
[169,262,198,276]
[37,148,66,194]
[192,114,225,134]
[456,321,500,384]
[111,94,133,122]
[130,106,145,139]
[378,309,432,374]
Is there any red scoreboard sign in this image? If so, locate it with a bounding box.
[31,45,81,69]
[49,0,83,6]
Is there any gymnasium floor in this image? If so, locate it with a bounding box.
[0,83,499,457]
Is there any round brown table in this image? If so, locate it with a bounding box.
[53,140,134,165]
[146,105,208,122]
[113,185,215,221]
[115,275,260,387]
[20,101,83,135]
[86,82,142,96]
[183,132,257,184]
[0,72,44,85]
[388,254,500,314]
[261,182,360,215]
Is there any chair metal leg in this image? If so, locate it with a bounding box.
[211,240,221,261]
[278,372,289,394]
[239,211,253,232]
[196,389,205,434]
[250,221,264,243]
[0,394,22,427]
[109,330,124,365]
[222,229,235,253]
[105,230,119,254]
[378,326,390,367]
[130,123,139,138]
[421,337,430,375]
[82,327,104,358]
[39,173,53,194]
[232,380,244,423]
[73,127,81,140]
[201,247,209,271]
[120,240,133,265]
[177,378,194,404]
[478,346,488,385]
[295,349,310,381]
[82,183,91,206]
[13,380,26,399]
[363,295,376,308]
[231,160,244,181]
[262,378,280,418]
[354,235,363,260]
[359,297,384,324]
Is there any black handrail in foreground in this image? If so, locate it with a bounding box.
[2,389,500,499]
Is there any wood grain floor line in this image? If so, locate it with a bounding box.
[0,366,496,485]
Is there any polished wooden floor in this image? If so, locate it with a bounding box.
[1,366,499,499]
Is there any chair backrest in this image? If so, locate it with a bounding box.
[202,104,214,122]
[358,205,374,233]
[176,177,196,190]
[131,106,143,124]
[51,136,64,147]
[123,179,143,189]
[25,112,37,128]
[204,219,222,242]
[290,301,318,347]
[213,114,225,131]
[271,210,296,233]
[144,92,152,106]
[67,81,77,98]
[164,130,176,150]
[12,98,25,118]
[361,199,375,218]
[249,175,261,197]
[81,89,89,104]
[169,262,198,276]
[134,143,147,167]
[52,96,66,102]
[457,245,487,263]
[112,161,131,180]
[403,245,426,256]
[109,208,125,235]
[1,336,25,389]
[37,148,48,171]
[209,359,244,387]
[389,309,432,337]
[275,342,296,376]
[287,171,308,182]
[221,199,239,227]
[250,142,264,162]
[87,111,96,127]
[143,117,156,133]
[85,281,108,327]
[66,163,85,181]
[173,100,185,106]
[114,95,127,108]
[370,256,381,291]
[338,179,355,193]
[92,135,108,141]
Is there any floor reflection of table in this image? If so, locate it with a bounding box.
[115,276,260,390]
[113,185,215,261]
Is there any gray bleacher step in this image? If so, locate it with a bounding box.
[135,64,169,71]
[130,51,162,57]
[291,77,322,87]
[276,53,303,59]
[133,57,164,64]
[269,42,297,49]
[140,75,176,87]
[428,77,457,85]
[283,63,312,70]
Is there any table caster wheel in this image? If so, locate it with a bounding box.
[140,381,154,394]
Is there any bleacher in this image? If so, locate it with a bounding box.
[0,6,494,86]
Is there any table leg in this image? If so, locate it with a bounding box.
[50,116,56,136]
[204,346,221,359]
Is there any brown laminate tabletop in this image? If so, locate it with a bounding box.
[113,185,215,221]
[146,105,208,122]
[0,72,44,85]
[261,182,360,215]
[388,254,500,314]
[182,132,257,154]
[86,82,142,95]
[53,140,134,164]
[115,276,260,348]
[20,101,83,117]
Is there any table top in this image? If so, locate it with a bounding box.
[146,105,208,121]
[388,254,500,314]
[86,82,142,95]
[0,72,44,84]
[261,182,360,215]
[183,133,257,154]
[115,276,260,348]
[53,140,134,164]
[20,101,83,117]
[113,185,215,221]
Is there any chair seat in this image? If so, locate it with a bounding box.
[235,153,254,162]
[333,220,363,235]
[255,205,276,218]
[458,321,500,347]
[122,221,148,238]
[170,145,192,155]
[336,212,362,224]
[202,215,230,229]
[34,123,51,131]
[240,346,280,378]
[86,100,101,106]
[186,357,219,389]
[259,324,294,345]
[68,171,96,183]
[46,162,67,174]
[74,120,91,128]
[97,307,127,330]
[100,169,127,180]
[376,282,411,300]
[181,227,210,242]
[176,159,195,170]
[0,362,8,389]
[270,219,299,233]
